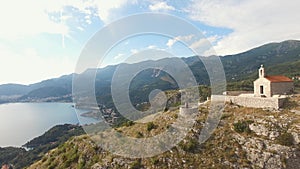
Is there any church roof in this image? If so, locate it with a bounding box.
[265,75,293,82]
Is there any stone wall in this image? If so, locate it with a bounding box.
[271,82,294,95]
[224,95,287,109]
[278,97,286,108]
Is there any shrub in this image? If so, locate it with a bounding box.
[173,114,178,119]
[130,159,142,169]
[233,120,253,133]
[147,122,156,131]
[221,114,231,120]
[136,131,143,138]
[48,163,57,169]
[277,132,294,146]
[179,138,198,152]
[77,160,85,169]
[63,160,72,168]
[41,156,47,162]
[126,121,135,127]
[151,157,159,165]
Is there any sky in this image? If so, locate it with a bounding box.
[1,0,300,85]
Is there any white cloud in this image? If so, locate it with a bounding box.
[0,0,134,40]
[166,35,194,48]
[189,36,218,53]
[85,15,92,25]
[0,0,69,40]
[0,44,75,85]
[165,34,218,56]
[187,0,300,55]
[149,1,175,11]
[113,53,125,60]
[130,46,167,56]
[131,49,139,54]
[77,26,84,31]
[93,0,129,22]
[77,0,137,23]
[147,45,157,49]
[0,0,136,84]
[166,39,177,48]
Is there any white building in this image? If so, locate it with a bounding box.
[254,65,294,97]
[223,65,294,109]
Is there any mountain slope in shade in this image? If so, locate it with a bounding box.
[0,84,30,96]
[20,86,71,102]
[221,40,300,81]
[0,74,74,102]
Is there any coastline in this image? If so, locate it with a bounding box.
[0,102,98,148]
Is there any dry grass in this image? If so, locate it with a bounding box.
[118,110,179,138]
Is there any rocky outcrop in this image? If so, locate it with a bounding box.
[234,133,296,169]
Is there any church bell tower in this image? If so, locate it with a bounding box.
[259,65,265,78]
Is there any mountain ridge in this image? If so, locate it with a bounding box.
[1,40,300,104]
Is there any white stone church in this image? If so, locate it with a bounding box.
[254,65,294,97]
[224,65,294,109]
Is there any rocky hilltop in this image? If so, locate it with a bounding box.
[28,95,300,169]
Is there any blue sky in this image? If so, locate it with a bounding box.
[1,0,300,84]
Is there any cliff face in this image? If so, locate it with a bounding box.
[29,95,300,169]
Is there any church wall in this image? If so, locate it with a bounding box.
[254,78,271,97]
[271,82,294,95]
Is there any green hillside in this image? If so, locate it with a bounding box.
[221,40,300,81]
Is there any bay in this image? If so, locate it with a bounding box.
[0,102,99,147]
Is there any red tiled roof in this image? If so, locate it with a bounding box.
[265,75,293,82]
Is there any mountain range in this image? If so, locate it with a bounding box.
[1,40,300,105]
